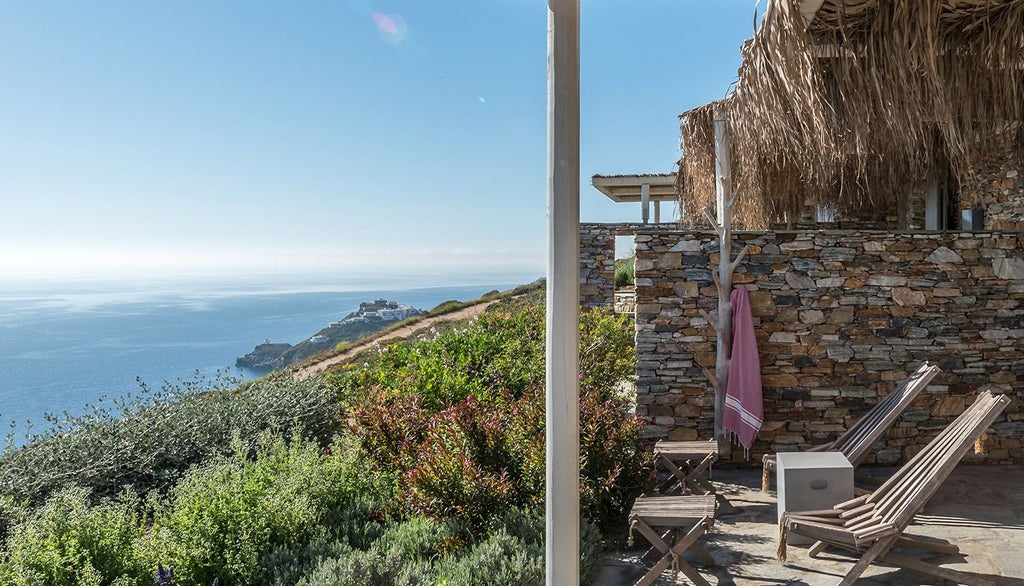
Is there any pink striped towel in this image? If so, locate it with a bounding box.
[723,286,763,452]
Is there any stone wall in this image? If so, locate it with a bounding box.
[579,222,674,309]
[579,225,616,309]
[634,229,1024,465]
[960,151,1024,230]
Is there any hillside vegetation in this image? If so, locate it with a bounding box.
[0,288,650,585]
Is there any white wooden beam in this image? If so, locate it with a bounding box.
[546,1,580,585]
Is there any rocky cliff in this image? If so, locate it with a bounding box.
[236,299,421,371]
[236,341,294,370]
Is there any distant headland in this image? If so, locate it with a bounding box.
[236,299,421,370]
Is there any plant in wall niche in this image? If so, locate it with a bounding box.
[614,256,635,287]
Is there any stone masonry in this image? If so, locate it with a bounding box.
[634,229,1024,465]
[579,225,616,309]
[579,222,669,309]
[960,151,1024,231]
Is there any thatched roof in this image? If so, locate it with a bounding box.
[678,0,1024,228]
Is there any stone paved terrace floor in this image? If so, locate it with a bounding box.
[597,465,1024,586]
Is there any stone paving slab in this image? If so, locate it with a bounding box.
[597,465,1024,585]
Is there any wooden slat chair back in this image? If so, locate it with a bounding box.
[831,362,941,466]
[779,388,1010,586]
[762,362,940,491]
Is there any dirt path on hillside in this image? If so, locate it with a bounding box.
[293,299,501,380]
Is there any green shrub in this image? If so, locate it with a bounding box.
[274,517,454,586]
[578,309,636,392]
[578,385,652,537]
[426,300,468,316]
[294,549,393,586]
[397,394,543,529]
[614,257,635,287]
[328,303,548,408]
[330,303,633,411]
[0,494,27,545]
[432,527,542,585]
[342,303,647,535]
[351,389,648,538]
[323,517,457,586]
[0,291,640,586]
[263,530,355,586]
[0,373,341,505]
[147,434,391,586]
[282,509,598,586]
[0,487,149,586]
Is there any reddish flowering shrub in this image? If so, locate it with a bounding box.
[578,386,652,530]
[350,384,650,535]
[341,301,651,535]
[349,392,430,472]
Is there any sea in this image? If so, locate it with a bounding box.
[0,272,537,441]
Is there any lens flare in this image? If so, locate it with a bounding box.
[371,12,408,45]
[371,12,397,35]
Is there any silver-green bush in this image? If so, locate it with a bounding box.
[0,373,341,507]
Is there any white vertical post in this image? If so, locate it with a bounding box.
[547,1,580,585]
[654,200,661,224]
[714,117,729,226]
[641,182,650,224]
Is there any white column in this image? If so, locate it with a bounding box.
[654,200,661,224]
[641,182,650,224]
[546,1,580,585]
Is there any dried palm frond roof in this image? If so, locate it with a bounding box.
[678,0,1024,228]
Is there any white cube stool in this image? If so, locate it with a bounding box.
[776,452,853,545]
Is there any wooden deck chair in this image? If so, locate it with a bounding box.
[778,388,1010,586]
[762,362,941,491]
[628,494,716,586]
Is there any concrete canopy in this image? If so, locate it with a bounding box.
[591,173,677,203]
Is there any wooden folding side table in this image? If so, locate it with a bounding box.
[628,494,717,586]
[653,440,719,496]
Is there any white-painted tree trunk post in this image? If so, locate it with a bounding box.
[546,1,580,585]
[704,108,748,456]
[715,125,727,226]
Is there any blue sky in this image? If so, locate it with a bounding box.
[0,1,758,281]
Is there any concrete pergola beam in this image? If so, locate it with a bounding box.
[592,173,676,224]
